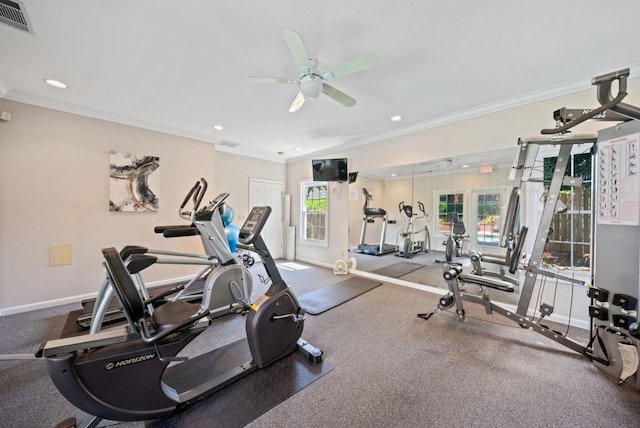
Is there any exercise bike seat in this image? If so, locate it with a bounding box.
[152,300,203,331]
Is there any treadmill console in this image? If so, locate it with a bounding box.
[239,206,271,245]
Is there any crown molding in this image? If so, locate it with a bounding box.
[5,90,288,163]
[4,89,219,143]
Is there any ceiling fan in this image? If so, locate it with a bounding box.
[249,29,377,112]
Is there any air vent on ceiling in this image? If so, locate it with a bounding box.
[0,0,33,33]
[217,140,241,148]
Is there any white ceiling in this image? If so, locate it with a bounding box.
[2,1,640,162]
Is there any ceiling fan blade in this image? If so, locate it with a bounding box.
[321,53,377,80]
[322,84,356,107]
[283,29,312,70]
[248,76,297,84]
[288,91,306,113]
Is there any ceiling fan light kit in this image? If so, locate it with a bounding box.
[249,29,377,112]
[300,75,323,99]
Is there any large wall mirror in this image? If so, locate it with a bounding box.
[347,147,519,304]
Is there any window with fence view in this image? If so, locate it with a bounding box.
[302,182,328,244]
[543,152,592,271]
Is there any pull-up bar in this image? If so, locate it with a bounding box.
[541,68,632,134]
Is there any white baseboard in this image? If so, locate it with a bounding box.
[0,275,194,316]
[293,257,335,270]
[0,293,97,316]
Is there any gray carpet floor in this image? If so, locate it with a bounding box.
[1,259,640,427]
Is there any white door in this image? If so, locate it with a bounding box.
[249,179,284,259]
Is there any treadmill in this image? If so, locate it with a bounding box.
[356,188,396,256]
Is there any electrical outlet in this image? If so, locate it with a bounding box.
[0,111,11,122]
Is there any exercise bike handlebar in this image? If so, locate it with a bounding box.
[179,178,208,222]
[193,178,207,212]
[162,227,200,238]
[180,181,201,211]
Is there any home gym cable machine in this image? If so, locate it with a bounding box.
[419,68,640,386]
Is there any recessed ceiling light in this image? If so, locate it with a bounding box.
[295,147,302,151]
[44,79,67,89]
[462,164,469,168]
[391,173,397,177]
[212,124,224,130]
[390,115,402,122]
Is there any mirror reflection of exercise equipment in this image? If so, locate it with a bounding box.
[395,201,430,258]
[357,188,397,256]
[435,212,468,264]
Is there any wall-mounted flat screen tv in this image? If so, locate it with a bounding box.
[312,158,348,182]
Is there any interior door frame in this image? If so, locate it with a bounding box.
[249,178,284,259]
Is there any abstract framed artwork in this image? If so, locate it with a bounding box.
[109,151,160,212]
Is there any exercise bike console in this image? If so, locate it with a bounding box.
[194,191,230,221]
[239,206,271,244]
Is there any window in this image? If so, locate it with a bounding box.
[437,192,464,233]
[475,192,501,247]
[542,153,592,270]
[301,182,328,245]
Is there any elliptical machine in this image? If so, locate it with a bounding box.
[37,203,321,427]
[395,201,430,258]
[83,189,253,333]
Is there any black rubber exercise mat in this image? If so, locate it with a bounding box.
[147,339,331,427]
[371,261,423,278]
[297,276,383,315]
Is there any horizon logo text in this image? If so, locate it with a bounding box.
[105,353,156,370]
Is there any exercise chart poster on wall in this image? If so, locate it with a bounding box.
[596,132,639,226]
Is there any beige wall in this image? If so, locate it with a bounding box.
[0,101,219,312]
